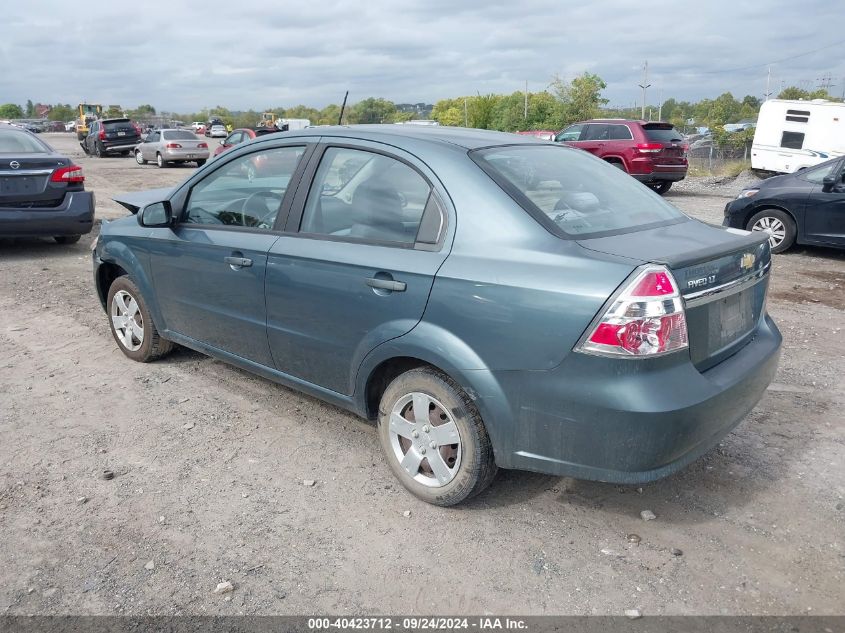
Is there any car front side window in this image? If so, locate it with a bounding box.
[183,146,306,229]
[556,125,583,142]
[299,147,432,245]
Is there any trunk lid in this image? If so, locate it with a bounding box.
[642,123,686,163]
[0,153,70,205]
[578,220,771,371]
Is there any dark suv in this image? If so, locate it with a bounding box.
[82,118,141,157]
[555,120,688,194]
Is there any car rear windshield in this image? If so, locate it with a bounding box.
[104,120,136,132]
[642,124,683,143]
[254,129,277,137]
[471,145,685,238]
[162,130,198,140]
[0,128,51,153]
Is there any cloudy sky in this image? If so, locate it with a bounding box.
[1,0,843,113]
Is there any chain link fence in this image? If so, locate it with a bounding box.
[687,140,752,174]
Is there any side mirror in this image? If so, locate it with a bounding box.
[137,201,173,227]
[219,140,224,145]
[822,175,837,192]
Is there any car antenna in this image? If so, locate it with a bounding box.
[338,91,349,125]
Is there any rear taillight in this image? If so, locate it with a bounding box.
[576,266,688,357]
[636,143,663,153]
[166,143,182,149]
[51,165,85,183]
[197,142,208,148]
[98,128,105,140]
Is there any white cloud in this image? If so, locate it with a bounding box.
[1,0,842,112]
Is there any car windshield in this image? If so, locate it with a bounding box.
[0,128,51,153]
[472,145,686,237]
[643,124,683,143]
[162,130,198,140]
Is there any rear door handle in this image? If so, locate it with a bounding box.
[224,256,253,268]
[366,277,406,292]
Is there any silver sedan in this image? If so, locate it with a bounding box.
[134,129,210,168]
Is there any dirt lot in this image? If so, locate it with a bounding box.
[1,133,843,616]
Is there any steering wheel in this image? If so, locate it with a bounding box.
[242,191,284,228]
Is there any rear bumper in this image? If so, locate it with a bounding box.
[490,314,781,483]
[102,141,140,154]
[0,191,95,237]
[163,149,210,162]
[631,168,687,183]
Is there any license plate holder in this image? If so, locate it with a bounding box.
[0,176,39,195]
[718,290,753,347]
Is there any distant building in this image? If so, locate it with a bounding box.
[35,103,51,118]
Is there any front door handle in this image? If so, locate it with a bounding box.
[366,277,406,292]
[224,256,253,268]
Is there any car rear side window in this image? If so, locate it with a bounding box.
[642,125,683,143]
[607,124,633,140]
[0,129,51,153]
[299,147,432,245]
[472,145,685,238]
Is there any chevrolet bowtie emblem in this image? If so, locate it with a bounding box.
[740,253,756,271]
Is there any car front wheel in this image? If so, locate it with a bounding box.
[107,276,173,362]
[748,208,796,253]
[54,235,81,244]
[135,151,146,165]
[377,367,497,506]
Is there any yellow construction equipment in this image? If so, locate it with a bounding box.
[76,103,103,141]
[259,112,277,128]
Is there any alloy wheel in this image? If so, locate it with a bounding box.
[110,290,144,351]
[388,392,462,487]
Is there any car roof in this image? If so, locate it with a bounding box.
[254,124,548,151]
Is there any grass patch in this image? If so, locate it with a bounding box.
[688,160,751,178]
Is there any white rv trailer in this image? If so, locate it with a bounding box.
[751,99,845,173]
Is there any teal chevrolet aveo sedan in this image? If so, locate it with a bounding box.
[93,125,781,506]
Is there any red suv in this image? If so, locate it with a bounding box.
[555,120,687,194]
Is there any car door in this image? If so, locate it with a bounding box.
[146,143,312,366]
[575,123,608,156]
[803,159,845,246]
[143,131,160,161]
[265,142,451,395]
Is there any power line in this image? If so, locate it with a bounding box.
[701,38,845,74]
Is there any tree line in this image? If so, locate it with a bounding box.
[1,79,839,132]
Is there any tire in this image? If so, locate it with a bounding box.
[378,367,497,506]
[156,153,168,168]
[135,150,146,165]
[650,181,673,195]
[54,235,81,245]
[608,160,627,172]
[95,142,105,158]
[196,159,207,167]
[106,276,173,363]
[80,142,90,155]
[747,208,796,254]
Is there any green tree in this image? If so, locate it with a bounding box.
[0,103,24,119]
[551,72,608,125]
[319,104,342,125]
[25,99,34,117]
[349,98,397,124]
[431,98,464,126]
[48,104,75,121]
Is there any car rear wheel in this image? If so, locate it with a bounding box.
[196,159,207,167]
[748,208,796,253]
[107,276,173,363]
[135,151,146,165]
[608,160,626,172]
[377,367,497,506]
[650,181,673,195]
[156,153,168,168]
[54,235,81,245]
[95,142,105,158]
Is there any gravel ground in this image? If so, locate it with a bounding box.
[0,134,843,616]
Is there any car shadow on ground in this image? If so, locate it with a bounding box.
[0,236,94,261]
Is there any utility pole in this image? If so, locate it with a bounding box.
[464,98,468,127]
[638,61,651,120]
[657,87,663,121]
[764,66,773,101]
[524,80,528,120]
